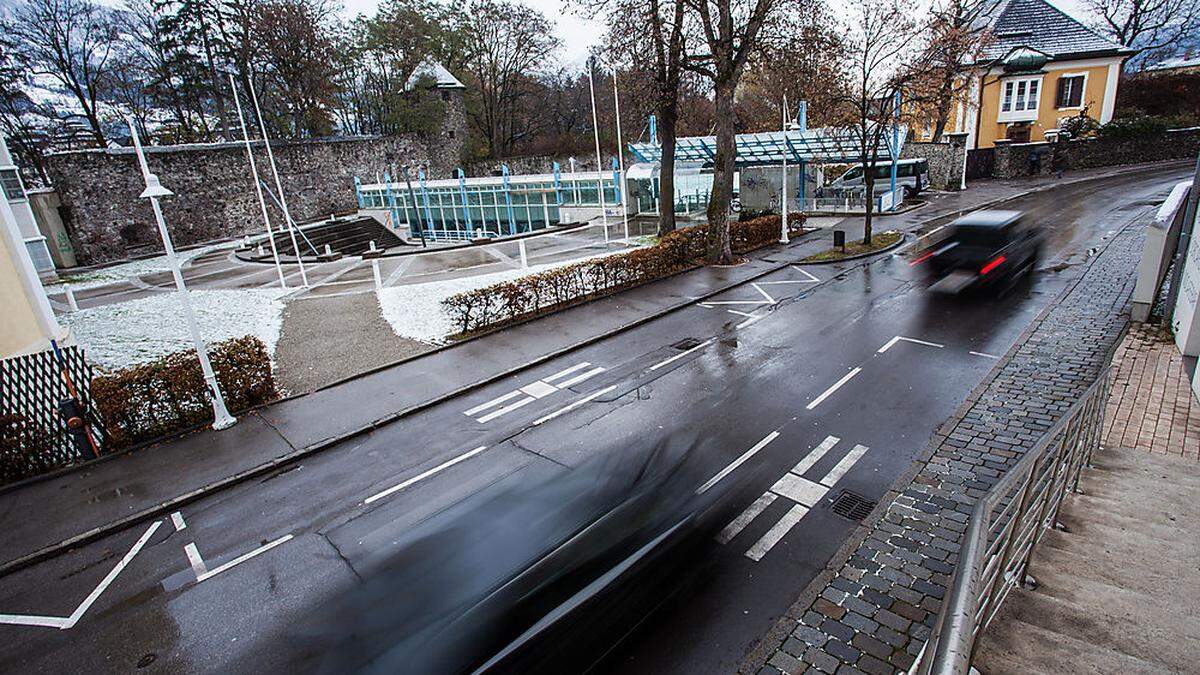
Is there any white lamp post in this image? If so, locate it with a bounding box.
[586,59,610,245]
[125,117,236,430]
[611,67,629,242]
[780,94,790,244]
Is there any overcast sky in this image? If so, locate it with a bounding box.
[342,0,605,67]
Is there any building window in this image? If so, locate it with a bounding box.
[1056,75,1085,108]
[1002,78,1040,113]
[0,168,23,200]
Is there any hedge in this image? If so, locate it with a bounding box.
[93,335,278,450]
[442,214,806,336]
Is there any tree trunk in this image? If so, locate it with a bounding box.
[862,169,874,245]
[931,76,954,142]
[706,79,736,264]
[656,94,679,237]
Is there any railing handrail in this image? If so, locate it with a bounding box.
[920,366,1112,675]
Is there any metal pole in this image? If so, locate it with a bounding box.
[586,60,610,244]
[124,117,235,430]
[781,94,789,244]
[890,90,901,211]
[401,166,427,248]
[612,67,629,241]
[248,76,309,287]
[229,75,286,289]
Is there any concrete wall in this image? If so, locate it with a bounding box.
[991,127,1200,179]
[902,133,968,191]
[43,90,468,265]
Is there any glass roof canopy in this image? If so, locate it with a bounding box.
[628,126,908,167]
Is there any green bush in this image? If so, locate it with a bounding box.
[442,215,805,335]
[93,336,278,450]
[1096,114,1179,139]
[0,412,62,486]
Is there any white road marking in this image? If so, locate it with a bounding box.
[364,446,488,505]
[382,256,415,287]
[792,265,821,282]
[195,534,294,583]
[717,493,778,544]
[737,314,768,329]
[792,435,840,475]
[476,396,536,423]
[532,385,618,426]
[184,543,208,579]
[463,390,525,417]
[698,299,773,306]
[171,511,187,531]
[745,504,809,561]
[970,350,999,359]
[805,367,862,410]
[751,283,776,304]
[877,335,945,354]
[519,381,559,398]
[650,338,714,371]
[0,521,162,630]
[820,444,869,487]
[553,366,605,389]
[697,431,781,494]
[542,362,593,384]
[771,473,829,507]
[726,309,756,318]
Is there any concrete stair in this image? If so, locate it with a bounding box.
[972,447,1200,675]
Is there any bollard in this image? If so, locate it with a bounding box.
[519,239,528,268]
[369,240,377,252]
[372,258,382,293]
[325,244,333,256]
[257,244,265,256]
[65,285,79,312]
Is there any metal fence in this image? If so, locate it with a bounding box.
[914,367,1113,675]
[0,345,107,484]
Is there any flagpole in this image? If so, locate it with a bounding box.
[612,66,629,242]
[248,76,309,287]
[229,75,286,288]
[586,58,610,245]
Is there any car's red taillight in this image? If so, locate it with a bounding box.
[909,251,935,267]
[980,255,1006,275]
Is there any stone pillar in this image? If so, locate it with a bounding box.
[992,139,1013,178]
[945,132,969,191]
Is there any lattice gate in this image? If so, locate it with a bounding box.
[0,345,107,484]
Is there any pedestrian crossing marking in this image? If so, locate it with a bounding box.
[716,434,871,562]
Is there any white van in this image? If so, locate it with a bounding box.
[830,158,929,198]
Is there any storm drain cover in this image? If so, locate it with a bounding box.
[830,490,876,522]
[671,337,703,350]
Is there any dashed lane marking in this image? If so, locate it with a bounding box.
[364,446,488,505]
[745,504,809,562]
[464,362,607,423]
[650,339,714,372]
[194,535,294,583]
[805,367,862,410]
[970,350,1000,359]
[697,431,781,494]
[171,511,187,531]
[476,396,537,423]
[532,385,618,426]
[716,493,778,544]
[0,521,162,630]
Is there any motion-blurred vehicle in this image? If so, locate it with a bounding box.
[291,438,756,675]
[911,210,1043,293]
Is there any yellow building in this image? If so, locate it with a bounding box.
[934,0,1135,149]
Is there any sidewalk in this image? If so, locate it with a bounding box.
[744,199,1151,674]
[0,163,1173,575]
[1103,323,1200,459]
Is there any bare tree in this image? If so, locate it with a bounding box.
[9,0,119,145]
[683,0,793,263]
[833,0,923,246]
[255,0,340,137]
[918,0,990,141]
[1084,0,1200,68]
[458,0,559,157]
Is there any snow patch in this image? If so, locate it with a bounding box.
[378,251,627,343]
[44,242,238,293]
[64,288,288,371]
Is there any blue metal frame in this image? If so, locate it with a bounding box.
[628,125,906,167]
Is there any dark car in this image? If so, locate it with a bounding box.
[911,209,1042,293]
[284,437,756,675]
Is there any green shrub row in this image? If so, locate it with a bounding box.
[442,214,806,336]
[93,336,278,450]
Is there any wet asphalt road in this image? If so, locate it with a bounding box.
[0,165,1188,674]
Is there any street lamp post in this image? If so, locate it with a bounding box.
[586,58,610,245]
[125,117,236,430]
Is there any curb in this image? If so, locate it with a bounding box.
[736,204,1151,675]
[0,229,828,578]
[799,232,910,265]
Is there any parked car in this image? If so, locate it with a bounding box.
[828,158,929,198]
[911,209,1043,293]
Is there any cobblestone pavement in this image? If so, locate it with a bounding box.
[1103,323,1200,460]
[745,211,1151,675]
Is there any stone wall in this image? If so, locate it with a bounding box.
[901,133,968,191]
[992,127,1200,179]
[45,90,468,265]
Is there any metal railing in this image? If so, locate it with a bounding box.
[914,367,1113,675]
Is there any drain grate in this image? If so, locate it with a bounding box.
[830,490,876,522]
[671,337,703,350]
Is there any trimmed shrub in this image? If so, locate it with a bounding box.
[93,336,278,450]
[0,413,61,486]
[442,215,805,336]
